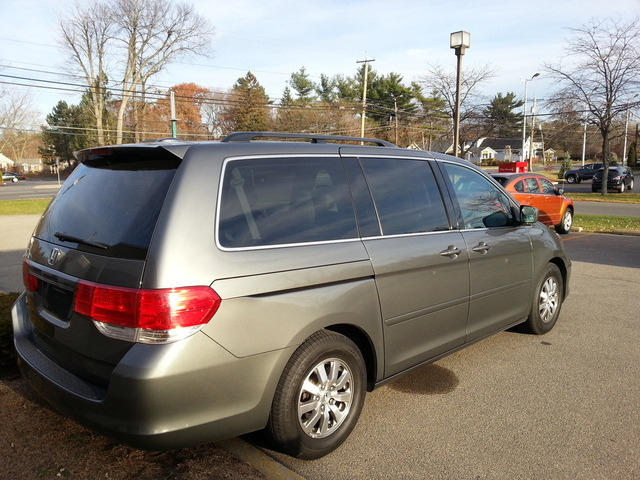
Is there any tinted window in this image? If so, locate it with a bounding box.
[218,157,357,248]
[539,177,556,194]
[524,177,541,193]
[35,147,180,260]
[360,157,449,235]
[443,163,515,230]
[514,180,524,192]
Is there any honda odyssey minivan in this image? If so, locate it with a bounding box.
[13,132,570,459]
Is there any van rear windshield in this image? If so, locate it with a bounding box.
[35,147,180,260]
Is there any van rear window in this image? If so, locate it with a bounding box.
[35,147,180,260]
[218,157,357,248]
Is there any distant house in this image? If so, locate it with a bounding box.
[18,158,45,173]
[0,153,15,170]
[463,137,544,163]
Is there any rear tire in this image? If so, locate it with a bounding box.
[619,183,625,193]
[520,263,563,335]
[266,330,366,459]
[566,175,576,184]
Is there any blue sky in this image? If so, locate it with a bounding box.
[1,0,639,122]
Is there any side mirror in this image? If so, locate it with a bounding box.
[557,188,564,195]
[521,205,538,225]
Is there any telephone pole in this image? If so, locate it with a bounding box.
[356,57,375,138]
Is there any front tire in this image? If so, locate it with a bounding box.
[555,209,573,234]
[520,263,563,335]
[629,179,634,190]
[566,174,576,184]
[266,330,366,459]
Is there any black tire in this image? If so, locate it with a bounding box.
[619,182,625,193]
[566,174,576,184]
[266,330,366,459]
[555,208,573,234]
[520,263,563,335]
[629,179,634,191]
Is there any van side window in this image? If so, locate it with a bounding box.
[218,157,358,248]
[360,158,449,235]
[442,163,515,230]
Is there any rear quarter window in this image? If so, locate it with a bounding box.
[218,157,358,248]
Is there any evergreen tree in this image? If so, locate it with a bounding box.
[483,92,524,137]
[40,101,92,169]
[316,74,336,103]
[227,72,271,132]
[628,141,637,167]
[289,67,316,104]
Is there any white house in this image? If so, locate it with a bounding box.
[0,153,15,170]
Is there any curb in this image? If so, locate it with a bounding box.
[216,438,305,480]
[612,229,640,237]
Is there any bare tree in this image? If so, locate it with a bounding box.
[58,0,214,145]
[545,17,640,194]
[58,1,112,144]
[0,87,39,157]
[111,0,213,144]
[420,64,495,154]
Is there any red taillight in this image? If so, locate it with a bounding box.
[74,282,221,331]
[23,260,39,292]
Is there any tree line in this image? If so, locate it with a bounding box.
[1,1,638,187]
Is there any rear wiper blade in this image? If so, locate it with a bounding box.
[54,232,109,250]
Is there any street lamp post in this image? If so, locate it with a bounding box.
[450,31,470,158]
[521,73,539,168]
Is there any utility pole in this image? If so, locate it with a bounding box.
[170,90,178,137]
[394,99,398,145]
[356,57,375,139]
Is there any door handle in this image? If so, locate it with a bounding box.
[440,246,462,259]
[472,242,491,254]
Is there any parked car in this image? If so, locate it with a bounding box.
[591,166,634,192]
[491,172,574,234]
[13,132,571,459]
[563,163,603,183]
[2,171,26,182]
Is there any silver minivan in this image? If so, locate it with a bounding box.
[13,132,570,459]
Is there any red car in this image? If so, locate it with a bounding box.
[491,173,574,234]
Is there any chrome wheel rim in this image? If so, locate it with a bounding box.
[539,276,559,323]
[297,358,354,438]
[562,211,572,231]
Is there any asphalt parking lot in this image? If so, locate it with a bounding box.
[261,235,640,480]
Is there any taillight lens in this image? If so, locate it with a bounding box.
[74,281,221,344]
[23,260,39,292]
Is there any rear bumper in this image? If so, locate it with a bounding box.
[12,293,293,450]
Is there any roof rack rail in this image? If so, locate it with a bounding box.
[152,137,184,143]
[220,131,397,147]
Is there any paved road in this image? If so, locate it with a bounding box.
[0,179,60,200]
[573,200,640,217]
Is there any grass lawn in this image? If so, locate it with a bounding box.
[0,198,51,215]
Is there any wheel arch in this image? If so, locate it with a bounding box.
[549,257,570,299]
[324,324,378,391]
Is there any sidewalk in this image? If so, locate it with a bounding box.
[0,215,39,293]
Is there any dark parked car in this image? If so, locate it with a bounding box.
[2,171,26,182]
[13,132,571,459]
[591,166,634,192]
[563,163,603,183]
